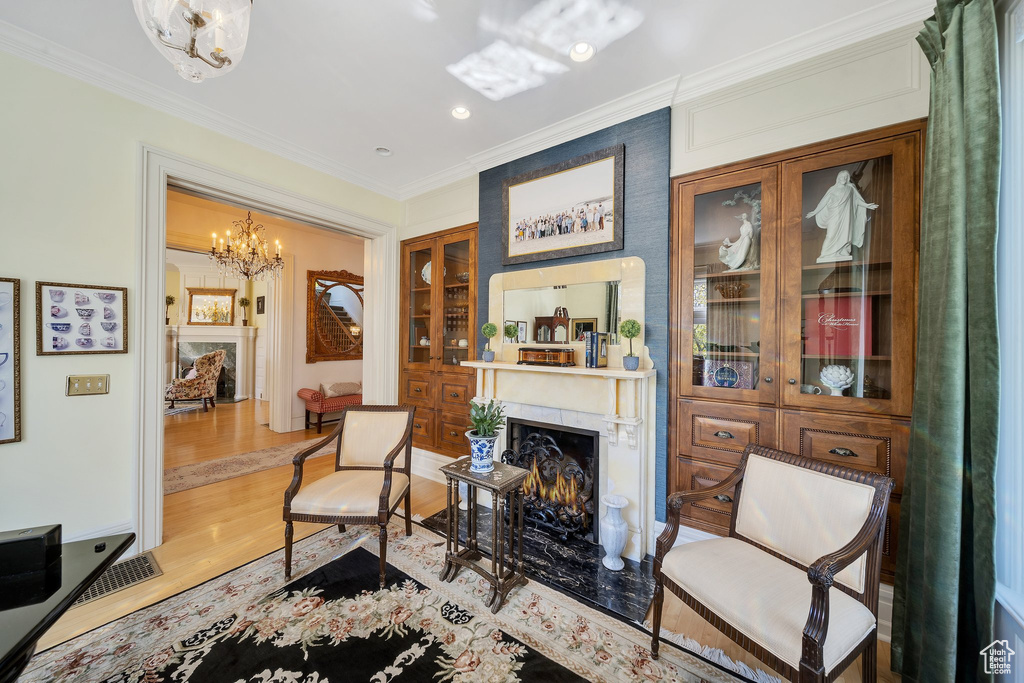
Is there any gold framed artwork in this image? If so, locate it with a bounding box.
[306,270,364,363]
[187,288,236,326]
[502,144,625,266]
[36,281,128,355]
[571,317,598,341]
[0,277,20,444]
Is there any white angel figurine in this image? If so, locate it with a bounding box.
[718,213,755,272]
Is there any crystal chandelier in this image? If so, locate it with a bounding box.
[133,0,253,82]
[210,212,283,281]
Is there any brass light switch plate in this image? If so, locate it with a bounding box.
[67,375,110,396]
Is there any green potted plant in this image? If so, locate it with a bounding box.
[504,322,519,344]
[238,296,251,326]
[466,399,506,473]
[165,294,175,325]
[619,319,642,371]
[481,322,498,362]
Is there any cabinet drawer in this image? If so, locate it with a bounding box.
[439,413,470,451]
[677,400,777,466]
[402,372,433,407]
[781,411,907,493]
[439,377,472,411]
[675,457,735,536]
[411,409,436,447]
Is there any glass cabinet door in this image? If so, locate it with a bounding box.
[676,167,778,404]
[781,137,917,416]
[438,231,476,370]
[404,241,436,370]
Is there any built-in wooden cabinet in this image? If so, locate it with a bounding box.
[669,121,925,582]
[400,224,478,457]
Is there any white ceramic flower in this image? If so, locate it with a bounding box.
[819,364,855,396]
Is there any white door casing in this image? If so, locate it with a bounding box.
[136,145,399,553]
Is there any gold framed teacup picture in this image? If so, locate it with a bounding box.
[0,277,20,444]
[36,281,128,355]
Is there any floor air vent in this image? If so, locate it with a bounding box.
[73,551,163,607]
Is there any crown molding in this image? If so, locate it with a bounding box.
[672,0,933,104]
[0,20,400,200]
[467,76,679,173]
[2,2,932,204]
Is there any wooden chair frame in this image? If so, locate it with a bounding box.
[651,444,893,682]
[283,404,416,587]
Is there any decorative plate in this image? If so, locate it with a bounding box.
[420,261,446,286]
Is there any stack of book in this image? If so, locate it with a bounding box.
[582,331,609,368]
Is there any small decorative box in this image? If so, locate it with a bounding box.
[702,360,756,389]
[517,347,575,367]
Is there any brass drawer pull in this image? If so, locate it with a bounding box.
[450,392,459,397]
[713,430,734,439]
[714,494,733,503]
[449,430,458,437]
[829,447,857,457]
[413,387,422,392]
[414,423,422,429]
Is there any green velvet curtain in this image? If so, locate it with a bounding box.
[892,0,1001,680]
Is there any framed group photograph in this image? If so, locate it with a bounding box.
[0,278,20,444]
[502,144,625,266]
[36,281,128,355]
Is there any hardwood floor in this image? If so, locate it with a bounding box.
[40,403,449,651]
[164,399,321,468]
[654,590,899,682]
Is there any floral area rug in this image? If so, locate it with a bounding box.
[163,441,333,495]
[22,526,747,682]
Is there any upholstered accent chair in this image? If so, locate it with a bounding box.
[651,444,893,682]
[296,387,363,433]
[283,405,416,587]
[165,349,226,412]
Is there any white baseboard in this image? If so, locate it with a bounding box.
[650,521,894,643]
[411,447,451,485]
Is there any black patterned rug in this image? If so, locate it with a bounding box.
[23,526,767,682]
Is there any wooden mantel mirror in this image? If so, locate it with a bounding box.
[306,270,364,363]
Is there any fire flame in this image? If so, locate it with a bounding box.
[523,458,583,516]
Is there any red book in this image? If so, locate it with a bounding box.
[803,295,873,357]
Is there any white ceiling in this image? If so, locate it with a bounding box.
[0,1,932,200]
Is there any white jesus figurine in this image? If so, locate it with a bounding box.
[806,170,878,263]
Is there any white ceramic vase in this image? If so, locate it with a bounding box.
[600,494,629,571]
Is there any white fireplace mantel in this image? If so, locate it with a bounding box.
[470,256,657,561]
[463,361,654,449]
[165,325,258,400]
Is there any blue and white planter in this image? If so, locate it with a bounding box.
[466,431,499,473]
[482,349,495,362]
[623,355,640,371]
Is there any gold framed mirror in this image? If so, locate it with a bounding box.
[187,288,236,325]
[306,270,364,363]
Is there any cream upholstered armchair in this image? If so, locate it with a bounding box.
[651,444,893,682]
[283,405,415,587]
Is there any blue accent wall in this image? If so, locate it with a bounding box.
[478,107,671,521]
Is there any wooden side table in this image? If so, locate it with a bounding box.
[439,458,529,613]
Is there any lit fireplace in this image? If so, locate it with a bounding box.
[502,419,598,543]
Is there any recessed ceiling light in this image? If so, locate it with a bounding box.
[569,41,596,62]
[375,146,392,157]
[451,106,472,120]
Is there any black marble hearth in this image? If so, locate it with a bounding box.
[422,506,654,626]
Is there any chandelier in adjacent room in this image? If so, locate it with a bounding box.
[133,0,253,82]
[210,212,283,281]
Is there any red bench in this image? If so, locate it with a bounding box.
[296,388,363,433]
